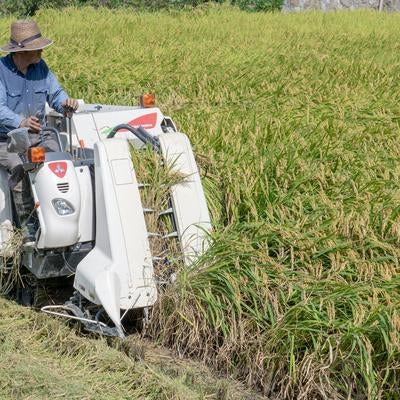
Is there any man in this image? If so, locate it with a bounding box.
[0,19,78,242]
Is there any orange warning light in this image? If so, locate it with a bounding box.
[28,147,45,163]
[139,93,155,108]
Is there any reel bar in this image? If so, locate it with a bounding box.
[41,305,123,337]
[41,305,108,327]
[159,208,173,216]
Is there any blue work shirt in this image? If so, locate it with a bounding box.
[0,54,68,141]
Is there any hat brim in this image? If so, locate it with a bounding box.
[0,38,53,53]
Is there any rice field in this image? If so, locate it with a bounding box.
[1,6,400,399]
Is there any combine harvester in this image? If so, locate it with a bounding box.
[0,95,211,337]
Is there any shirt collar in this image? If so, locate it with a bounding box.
[4,53,39,75]
[4,53,18,72]
[3,54,17,73]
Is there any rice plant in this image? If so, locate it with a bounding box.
[0,228,23,296]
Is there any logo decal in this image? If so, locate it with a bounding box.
[128,112,157,129]
[99,112,157,136]
[48,162,67,178]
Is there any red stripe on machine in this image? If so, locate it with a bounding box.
[129,112,157,129]
[116,112,157,132]
[112,113,157,132]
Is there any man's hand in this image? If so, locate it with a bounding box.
[62,98,79,117]
[19,116,41,133]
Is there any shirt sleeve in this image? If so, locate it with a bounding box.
[46,70,68,114]
[0,81,23,129]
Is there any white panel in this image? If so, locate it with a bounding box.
[111,159,134,185]
[72,107,164,150]
[31,160,81,249]
[158,133,212,265]
[71,113,99,149]
[0,169,13,255]
[51,105,165,154]
[75,165,94,242]
[74,139,157,332]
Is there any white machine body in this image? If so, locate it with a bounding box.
[159,132,211,265]
[0,169,13,256]
[30,159,81,249]
[0,101,211,336]
[74,139,157,333]
[47,104,165,151]
[75,165,94,243]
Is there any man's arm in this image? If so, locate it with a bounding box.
[0,81,23,130]
[46,70,69,114]
[0,82,42,132]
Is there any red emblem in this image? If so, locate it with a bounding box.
[48,162,67,178]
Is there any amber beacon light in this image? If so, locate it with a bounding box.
[139,93,155,108]
[28,147,45,163]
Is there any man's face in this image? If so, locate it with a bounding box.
[21,49,43,65]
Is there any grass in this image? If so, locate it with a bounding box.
[0,229,23,296]
[1,5,400,399]
[0,297,259,399]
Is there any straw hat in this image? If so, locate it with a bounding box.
[0,20,53,53]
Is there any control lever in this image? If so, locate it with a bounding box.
[64,105,75,156]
